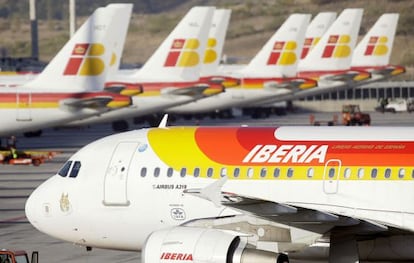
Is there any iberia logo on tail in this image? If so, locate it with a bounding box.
[63,43,106,76]
[203,38,218,64]
[322,35,351,58]
[301,37,320,58]
[364,36,388,56]
[164,38,200,67]
[267,41,297,65]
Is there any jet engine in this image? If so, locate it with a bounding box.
[142,226,289,263]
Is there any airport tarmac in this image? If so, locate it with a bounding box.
[1,111,414,262]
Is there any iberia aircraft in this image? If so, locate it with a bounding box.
[296,8,370,96]
[26,124,414,263]
[246,11,337,108]
[350,13,405,82]
[67,7,232,131]
[257,11,404,108]
[300,12,337,59]
[167,13,318,116]
[0,4,133,137]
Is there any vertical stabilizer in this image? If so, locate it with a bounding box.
[134,6,215,81]
[106,4,133,78]
[201,9,231,77]
[23,4,132,92]
[301,12,337,59]
[299,8,363,72]
[240,14,311,78]
[351,13,399,67]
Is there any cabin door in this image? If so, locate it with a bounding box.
[16,93,32,121]
[103,142,137,206]
[323,159,341,194]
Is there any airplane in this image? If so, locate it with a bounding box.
[66,7,236,131]
[25,123,414,263]
[350,13,405,82]
[0,4,133,137]
[256,12,404,108]
[166,13,317,117]
[300,12,337,59]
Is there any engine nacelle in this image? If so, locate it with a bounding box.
[142,226,289,263]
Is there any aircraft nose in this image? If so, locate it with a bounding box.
[25,186,42,228]
[25,178,55,230]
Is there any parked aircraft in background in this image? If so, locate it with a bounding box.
[300,12,337,59]
[0,4,133,137]
[26,124,414,263]
[167,13,317,117]
[257,11,405,108]
[351,13,405,81]
[67,7,233,131]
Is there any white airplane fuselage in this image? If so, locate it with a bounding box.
[26,126,414,256]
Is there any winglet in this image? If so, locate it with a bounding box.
[158,114,169,128]
[184,177,228,207]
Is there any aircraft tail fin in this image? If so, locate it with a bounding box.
[106,4,133,78]
[301,12,337,59]
[351,13,399,67]
[240,14,311,78]
[299,8,363,72]
[135,7,215,81]
[201,9,231,77]
[23,4,133,92]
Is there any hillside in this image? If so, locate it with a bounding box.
[0,0,413,78]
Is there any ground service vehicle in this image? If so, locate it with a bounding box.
[0,149,54,166]
[342,104,371,126]
[383,99,414,113]
[0,249,38,263]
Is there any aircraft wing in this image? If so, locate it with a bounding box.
[185,183,399,238]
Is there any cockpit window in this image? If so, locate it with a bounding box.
[69,161,81,178]
[58,161,72,177]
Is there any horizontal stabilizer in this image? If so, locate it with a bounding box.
[161,84,211,97]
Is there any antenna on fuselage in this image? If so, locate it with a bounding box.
[158,114,169,128]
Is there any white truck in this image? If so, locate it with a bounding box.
[380,99,414,113]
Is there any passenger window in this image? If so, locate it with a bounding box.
[384,168,391,179]
[287,168,294,178]
[328,168,335,179]
[140,167,147,177]
[357,168,364,179]
[371,168,378,179]
[344,168,351,179]
[233,168,240,178]
[193,167,200,177]
[247,168,254,178]
[154,167,160,177]
[398,168,405,179]
[220,168,227,177]
[307,168,314,178]
[207,168,214,177]
[69,161,81,178]
[167,167,173,177]
[58,161,72,177]
[260,168,267,178]
[273,168,280,178]
[180,168,187,177]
